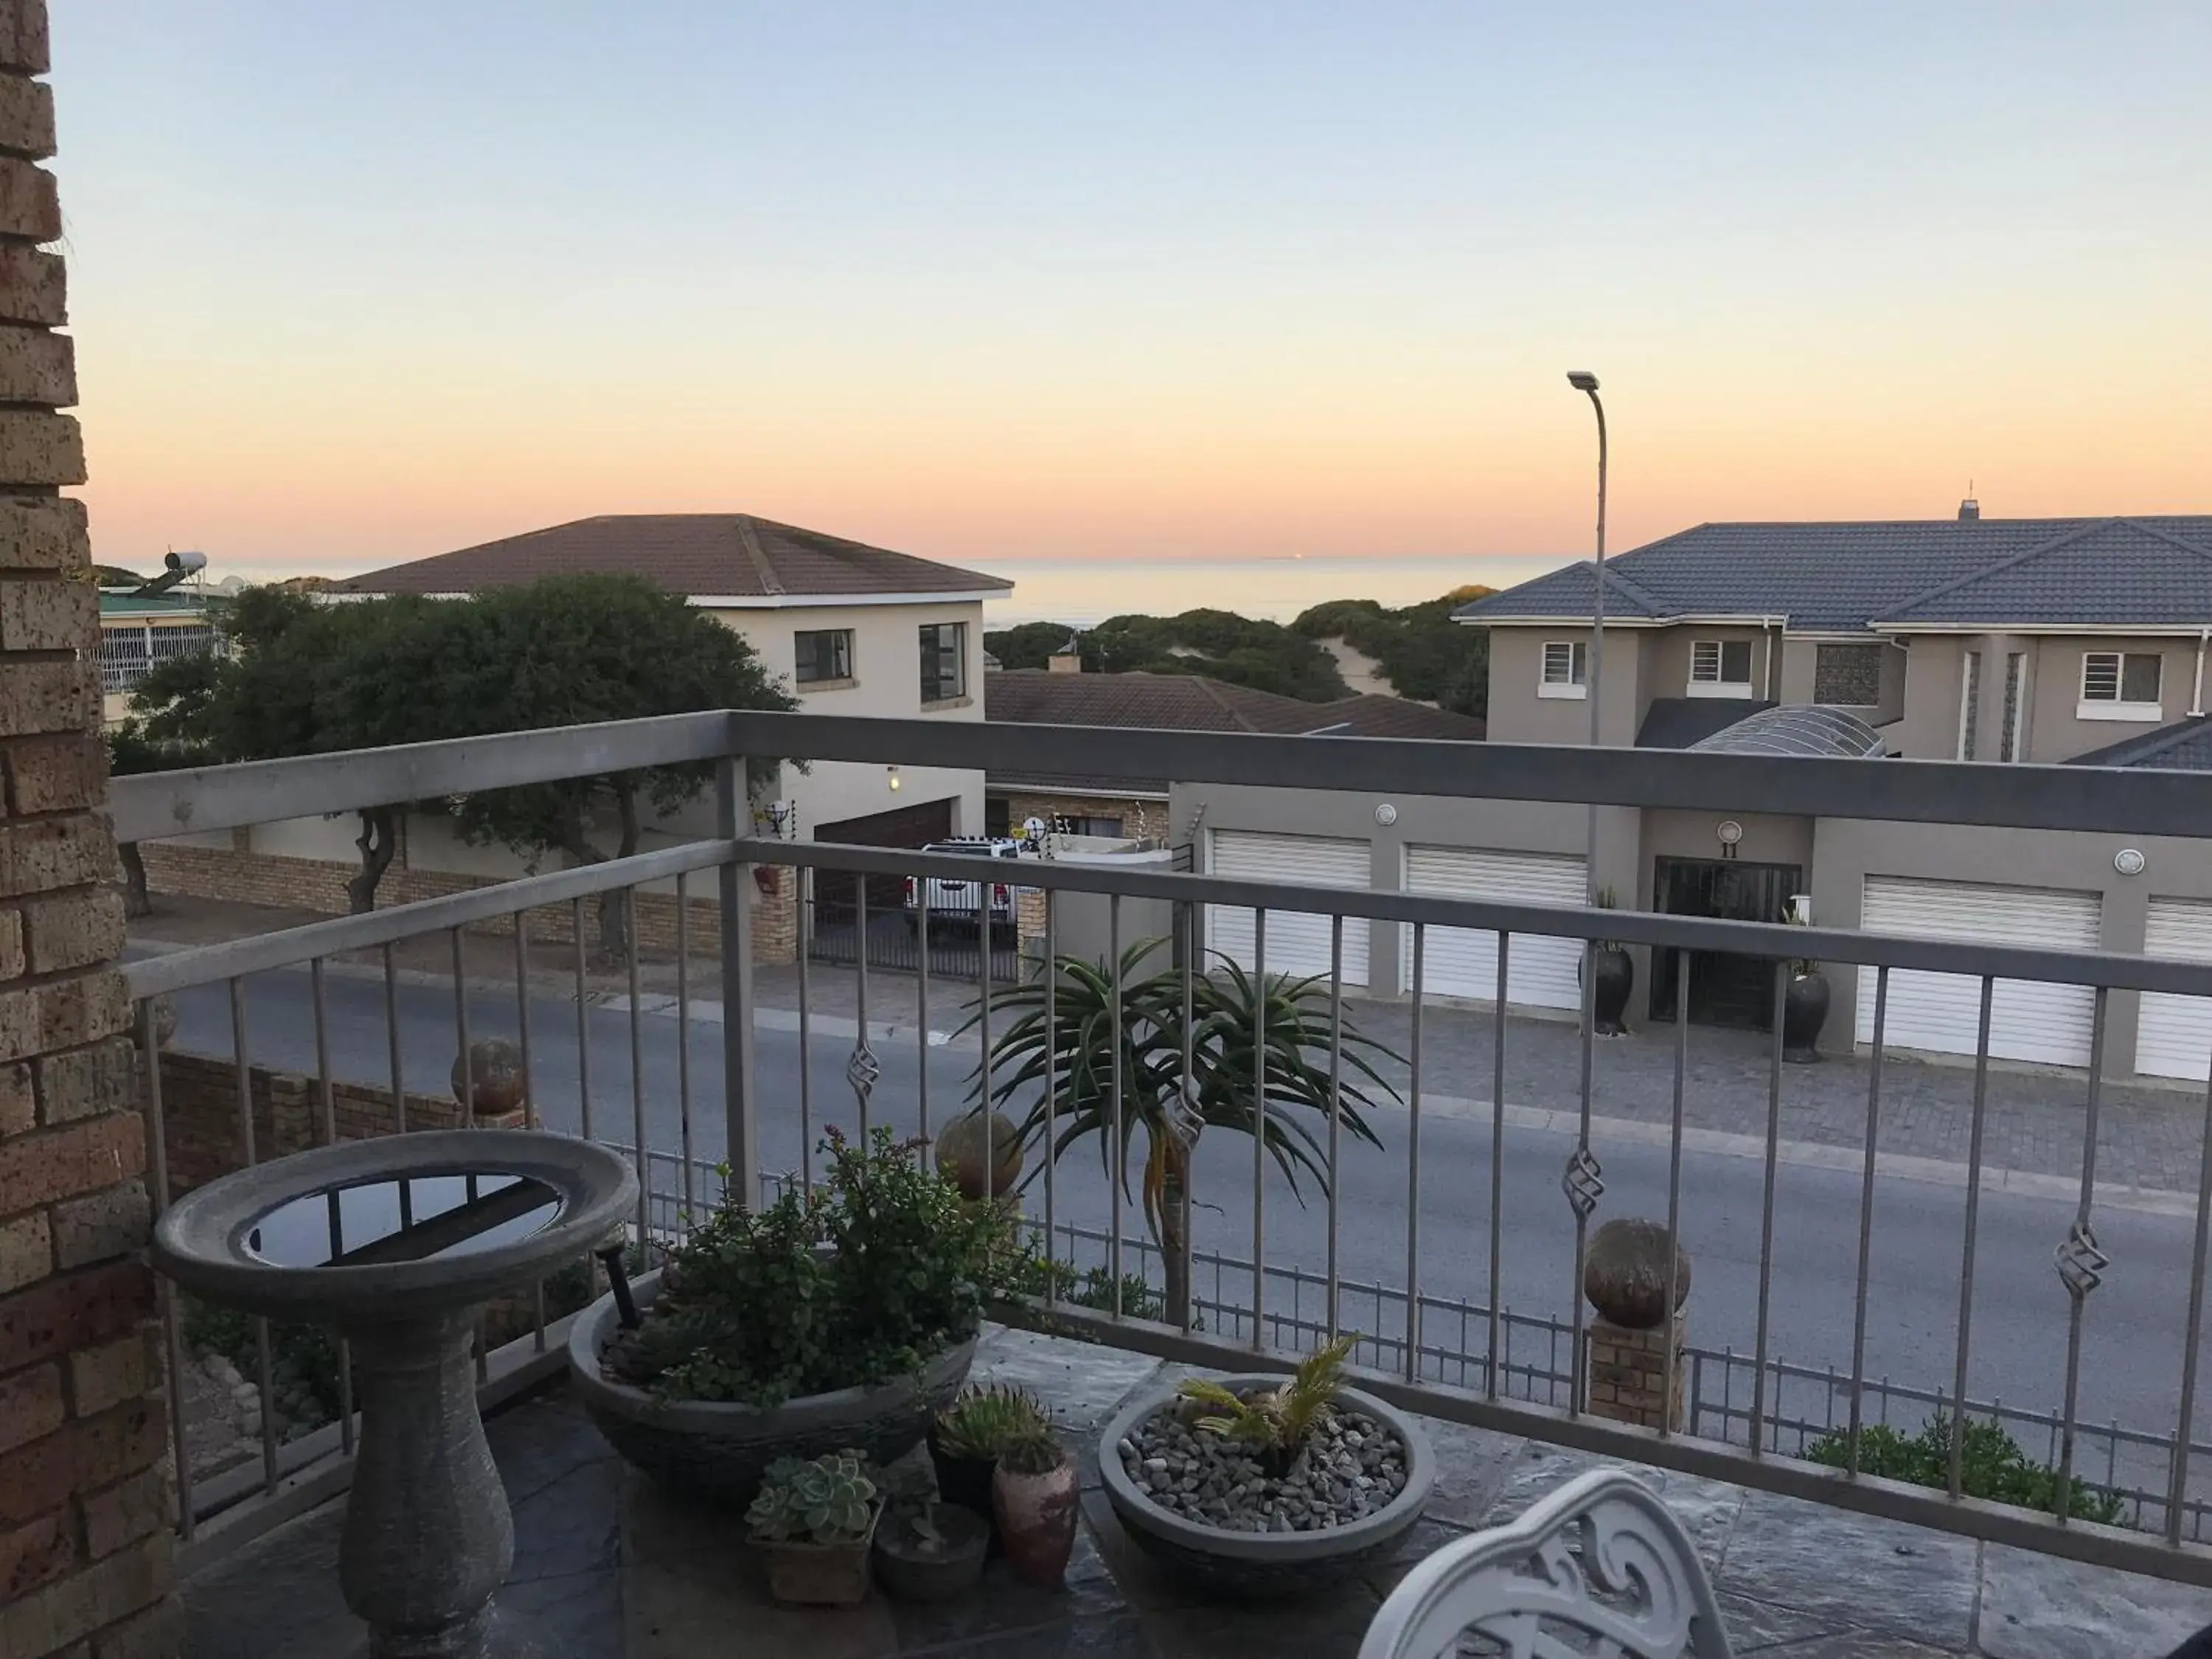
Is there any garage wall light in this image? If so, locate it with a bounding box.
[2115,848,2146,877]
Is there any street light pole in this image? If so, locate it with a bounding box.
[1568,370,1607,901]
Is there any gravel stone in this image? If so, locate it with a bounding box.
[1115,1400,1409,1534]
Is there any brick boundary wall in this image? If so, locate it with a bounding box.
[139,842,799,966]
[1001,791,1168,843]
[154,1049,524,1200]
[1,6,181,1650]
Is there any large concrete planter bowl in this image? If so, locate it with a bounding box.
[568,1267,976,1506]
[1099,1375,1435,1601]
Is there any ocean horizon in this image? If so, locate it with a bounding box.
[981,552,1571,627]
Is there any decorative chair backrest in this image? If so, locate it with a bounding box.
[1358,1470,1733,1659]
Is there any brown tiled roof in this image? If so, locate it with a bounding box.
[338,515,1012,601]
[984,670,1484,794]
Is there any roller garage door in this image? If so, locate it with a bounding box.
[1206,830,1370,987]
[2136,899,2212,1079]
[1854,877,2100,1067]
[1399,846,1586,1009]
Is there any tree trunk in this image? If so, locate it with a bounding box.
[119,843,151,919]
[346,808,397,915]
[1158,1130,1195,1331]
[594,779,640,968]
[556,801,625,970]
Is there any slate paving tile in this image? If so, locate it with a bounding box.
[1978,1543,2212,1659]
[495,1565,625,1659]
[509,1454,622,1582]
[1715,1491,1976,1651]
[1476,1441,1745,1569]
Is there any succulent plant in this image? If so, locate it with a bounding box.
[745,1450,877,1544]
[1178,1332,1360,1461]
[995,1426,1066,1478]
[934,1382,1048,1461]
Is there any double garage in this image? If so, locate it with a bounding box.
[1204,830,1585,1012]
[1204,826,2212,1080]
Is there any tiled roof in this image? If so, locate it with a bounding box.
[1634,697,1773,749]
[338,515,1012,601]
[2067,715,2212,773]
[1458,516,2212,633]
[984,670,1484,793]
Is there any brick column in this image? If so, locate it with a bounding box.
[0,4,181,1655]
[1584,1319,1686,1433]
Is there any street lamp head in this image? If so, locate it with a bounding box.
[1566,370,1600,393]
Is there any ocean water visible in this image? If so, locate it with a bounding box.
[981,553,1568,627]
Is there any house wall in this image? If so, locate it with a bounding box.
[1643,625,1787,707]
[2023,633,2205,763]
[1484,627,1646,747]
[1775,639,1906,728]
[1172,780,1635,998]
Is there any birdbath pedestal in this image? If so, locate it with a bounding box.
[153,1130,636,1659]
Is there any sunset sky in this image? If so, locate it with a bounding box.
[49,3,2212,582]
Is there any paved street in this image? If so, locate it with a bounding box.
[153,953,2212,1509]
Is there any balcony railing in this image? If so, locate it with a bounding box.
[109,709,2212,1584]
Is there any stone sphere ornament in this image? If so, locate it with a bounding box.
[934,1109,1023,1202]
[1582,1218,1691,1329]
[451,1037,527,1119]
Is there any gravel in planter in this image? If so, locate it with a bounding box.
[1116,1405,1411,1534]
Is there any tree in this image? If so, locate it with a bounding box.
[983,621,1079,672]
[959,940,1399,1326]
[129,574,795,945]
[433,575,794,961]
[105,718,210,917]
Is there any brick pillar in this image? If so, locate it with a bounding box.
[0,4,181,1654]
[1584,1318,1686,1433]
[1014,885,1049,979]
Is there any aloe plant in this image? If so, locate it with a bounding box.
[934,1383,1048,1461]
[960,939,1399,1324]
[745,1450,877,1544]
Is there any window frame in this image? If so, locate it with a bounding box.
[1537,639,1587,699]
[919,621,969,705]
[1686,637,1757,699]
[792,627,855,687]
[2078,650,2163,721]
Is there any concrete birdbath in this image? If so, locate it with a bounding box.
[153,1130,636,1659]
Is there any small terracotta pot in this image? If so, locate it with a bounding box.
[992,1455,1079,1589]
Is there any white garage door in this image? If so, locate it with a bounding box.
[1207,830,1370,987]
[2137,899,2212,1080]
[1400,846,1586,1009]
[1854,877,2100,1067]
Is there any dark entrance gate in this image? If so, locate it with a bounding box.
[1648,857,1804,1029]
[804,799,1020,984]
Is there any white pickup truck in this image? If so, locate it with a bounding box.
[902,838,1034,934]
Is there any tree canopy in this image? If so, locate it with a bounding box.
[1290,586,1494,718]
[128,574,795,934]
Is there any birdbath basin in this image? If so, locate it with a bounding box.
[153,1130,636,1659]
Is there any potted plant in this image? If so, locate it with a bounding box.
[992,1426,1079,1589]
[1781,896,1829,1063]
[1099,1334,1434,1601]
[964,940,1401,1329]
[1585,886,1634,1037]
[569,1125,1002,1506]
[931,1382,1048,1526]
[873,1500,990,1603]
[745,1450,880,1607]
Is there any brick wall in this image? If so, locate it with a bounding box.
[1001,792,1168,844]
[0,7,181,1650]
[156,1049,523,1200]
[139,841,799,966]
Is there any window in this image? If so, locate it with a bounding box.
[1538,640,1587,698]
[793,628,854,686]
[1062,814,1124,838]
[1956,650,1981,759]
[2000,653,2025,762]
[1812,642,1884,706]
[919,622,967,703]
[96,622,218,695]
[1688,639,1755,698]
[2079,650,2162,720]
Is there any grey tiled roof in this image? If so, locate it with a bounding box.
[2067,716,2212,773]
[1458,516,2212,633]
[1634,697,1773,749]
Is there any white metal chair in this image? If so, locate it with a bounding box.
[1358,1470,1733,1659]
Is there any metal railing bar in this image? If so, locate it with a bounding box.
[797,869,813,1197]
[672,880,693,1235]
[915,875,931,1144]
[229,977,280,1497]
[1326,914,1344,1344]
[1488,933,1509,1401]
[122,839,737,1000]
[1406,922,1425,1382]
[1107,893,1122,1316]
[626,894,650,1253]
[2057,988,2110,1523]
[515,912,547,1349]
[142,996,196,1541]
[1951,977,1997,1500]
[1252,910,1267,1350]
[115,708,2212,845]
[307,959,357,1450]
[1042,888,1057,1310]
[1663,952,1688,1439]
[571,897,594,1145]
[2171,1057,2212,1545]
[1848,965,1889,1477]
[1752,961,1784,1457]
